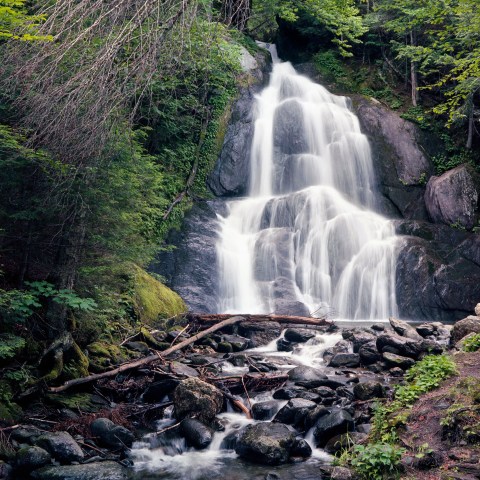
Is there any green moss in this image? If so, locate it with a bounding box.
[45,393,105,412]
[0,381,22,421]
[63,342,89,379]
[86,341,132,372]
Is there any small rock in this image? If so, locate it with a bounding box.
[389,317,423,340]
[331,466,354,480]
[274,398,317,426]
[10,427,42,445]
[416,323,436,338]
[343,330,376,352]
[221,334,250,351]
[16,446,51,472]
[313,409,354,447]
[389,367,404,377]
[180,418,213,449]
[382,352,415,369]
[252,401,280,420]
[290,438,312,458]
[143,378,179,403]
[217,341,233,353]
[329,353,360,368]
[238,321,282,347]
[273,387,307,400]
[90,418,134,449]
[371,324,385,332]
[284,328,315,343]
[356,424,371,434]
[376,332,424,359]
[276,338,294,352]
[169,361,199,378]
[288,366,327,388]
[35,432,84,464]
[353,381,385,401]
[123,341,150,355]
[358,341,382,365]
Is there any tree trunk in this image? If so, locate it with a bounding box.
[410,31,419,107]
[466,102,474,149]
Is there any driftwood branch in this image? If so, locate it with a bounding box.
[188,313,332,327]
[49,315,245,393]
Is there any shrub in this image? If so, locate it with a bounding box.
[351,442,405,480]
[462,334,480,352]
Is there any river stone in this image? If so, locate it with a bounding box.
[353,381,385,401]
[235,423,296,465]
[172,377,223,424]
[143,378,179,403]
[277,338,295,352]
[181,418,213,449]
[220,334,250,351]
[16,446,51,471]
[252,400,280,420]
[287,366,328,388]
[416,323,436,338]
[382,352,415,369]
[35,432,84,464]
[376,332,424,359]
[31,461,127,480]
[313,409,354,447]
[90,418,134,449]
[274,398,317,425]
[273,386,307,400]
[284,328,315,343]
[238,321,282,347]
[343,330,376,353]
[450,315,480,345]
[291,438,312,458]
[389,317,423,340]
[324,432,368,454]
[358,341,382,365]
[425,164,479,229]
[328,353,360,368]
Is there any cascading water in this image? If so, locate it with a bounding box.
[217,49,399,320]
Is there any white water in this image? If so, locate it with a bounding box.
[217,56,398,320]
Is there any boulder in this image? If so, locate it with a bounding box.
[235,423,297,465]
[274,398,317,425]
[220,334,250,352]
[172,377,223,424]
[273,99,308,155]
[476,304,480,317]
[358,341,382,365]
[382,352,415,369]
[90,418,134,449]
[451,316,480,345]
[180,418,213,449]
[425,164,479,230]
[389,317,423,340]
[31,462,127,480]
[276,338,295,352]
[284,328,315,343]
[273,386,307,400]
[290,438,312,458]
[287,366,328,388]
[252,401,280,420]
[142,378,179,403]
[416,323,436,338]
[238,321,282,347]
[313,409,354,447]
[353,381,385,401]
[16,446,51,472]
[328,353,360,368]
[34,432,84,464]
[376,332,424,359]
[342,330,376,353]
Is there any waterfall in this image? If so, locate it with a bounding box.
[216,55,398,320]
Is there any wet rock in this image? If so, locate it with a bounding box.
[276,338,295,352]
[382,352,415,369]
[336,386,355,400]
[235,423,296,465]
[16,446,51,472]
[450,315,480,345]
[313,376,349,390]
[376,332,423,359]
[389,367,404,377]
[324,432,367,454]
[273,387,307,400]
[123,341,150,355]
[220,334,250,351]
[217,341,233,353]
[313,409,354,447]
[31,461,127,480]
[252,401,280,420]
[371,324,385,332]
[238,321,282,347]
[181,418,213,449]
[313,386,336,400]
[304,406,329,430]
[284,329,315,343]
[291,439,312,458]
[220,430,241,450]
[273,99,309,155]
[288,366,328,388]
[342,330,376,352]
[173,377,223,424]
[330,466,355,480]
[353,381,385,401]
[358,341,382,365]
[0,461,12,480]
[425,164,479,230]
[143,378,179,403]
[35,432,84,464]
[328,353,360,368]
[90,418,134,449]
[170,361,200,378]
[323,340,350,364]
[11,427,42,445]
[389,317,423,340]
[274,398,317,425]
[416,323,436,337]
[356,424,372,434]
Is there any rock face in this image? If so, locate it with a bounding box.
[425,164,479,229]
[235,423,297,465]
[172,377,223,424]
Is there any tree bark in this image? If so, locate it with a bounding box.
[466,102,474,149]
[410,30,420,107]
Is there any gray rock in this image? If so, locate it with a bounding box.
[276,338,295,352]
[235,423,296,465]
[382,352,415,369]
[252,400,281,420]
[273,386,307,400]
[416,323,436,337]
[476,304,480,317]
[359,341,382,365]
[328,353,360,368]
[169,361,199,378]
[284,328,315,343]
[273,100,308,155]
[220,334,250,351]
[274,398,317,425]
[343,330,376,353]
[31,461,127,480]
[0,461,12,480]
[376,332,423,359]
[451,315,480,345]
[389,317,423,340]
[313,409,354,447]
[181,418,213,449]
[90,418,134,449]
[331,466,355,480]
[16,446,51,472]
[172,377,223,424]
[123,341,150,355]
[425,164,479,229]
[291,438,312,458]
[34,432,84,464]
[238,321,282,347]
[287,366,328,388]
[353,381,385,401]
[324,432,367,454]
[10,427,42,445]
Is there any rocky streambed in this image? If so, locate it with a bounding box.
[3,313,480,480]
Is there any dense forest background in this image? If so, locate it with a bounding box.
[0,0,479,414]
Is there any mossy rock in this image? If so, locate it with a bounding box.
[63,342,89,380]
[86,342,133,373]
[0,381,22,422]
[45,393,109,413]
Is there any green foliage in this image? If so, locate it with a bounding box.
[351,442,405,480]
[462,334,480,352]
[0,334,25,360]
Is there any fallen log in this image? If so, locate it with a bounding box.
[48,316,246,393]
[187,313,332,327]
